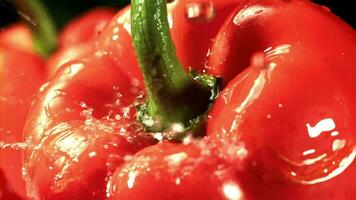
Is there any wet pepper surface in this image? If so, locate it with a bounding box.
[0,0,355,200]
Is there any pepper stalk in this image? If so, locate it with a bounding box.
[131,0,219,138]
[13,0,57,57]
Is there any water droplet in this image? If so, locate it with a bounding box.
[119,106,131,119]
[153,132,164,141]
[331,131,339,137]
[332,139,346,151]
[113,27,120,34]
[39,82,50,92]
[44,89,68,119]
[124,155,133,162]
[80,101,87,108]
[175,178,181,185]
[222,181,244,200]
[234,146,248,159]
[306,118,336,138]
[182,134,194,145]
[233,6,266,26]
[112,35,119,41]
[88,151,97,158]
[302,149,316,156]
[82,108,93,117]
[127,171,137,189]
[0,141,30,151]
[165,152,188,167]
[114,114,122,120]
[106,176,114,198]
[185,2,215,23]
[170,123,185,133]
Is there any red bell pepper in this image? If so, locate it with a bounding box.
[0,170,22,200]
[58,7,116,48]
[47,44,93,77]
[0,45,47,198]
[96,0,240,87]
[106,141,242,200]
[0,24,33,53]
[11,0,57,58]
[23,54,156,199]
[48,8,116,76]
[22,0,237,198]
[207,0,356,199]
[206,0,356,86]
[1,7,116,198]
[18,0,356,199]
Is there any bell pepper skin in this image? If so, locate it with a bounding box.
[48,8,116,77]
[170,0,241,73]
[18,0,356,199]
[97,0,240,87]
[0,170,23,200]
[23,54,155,200]
[0,24,33,53]
[107,141,243,200]
[207,0,356,199]
[47,43,93,77]
[205,0,356,86]
[58,7,116,48]
[0,46,46,198]
[96,6,142,85]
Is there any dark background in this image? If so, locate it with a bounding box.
[0,0,130,28]
[0,0,355,30]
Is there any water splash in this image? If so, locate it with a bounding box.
[0,141,31,151]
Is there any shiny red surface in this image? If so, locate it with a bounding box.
[97,0,240,87]
[206,0,356,86]
[0,170,22,200]
[107,141,241,200]
[0,46,46,198]
[207,0,356,199]
[47,43,93,77]
[2,0,355,199]
[58,7,116,48]
[0,24,33,53]
[48,8,116,77]
[23,55,155,199]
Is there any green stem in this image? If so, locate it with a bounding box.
[14,0,57,57]
[131,0,214,135]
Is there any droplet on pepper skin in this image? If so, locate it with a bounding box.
[206,0,356,197]
[106,141,248,200]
